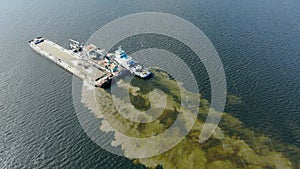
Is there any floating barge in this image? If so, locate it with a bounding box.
[29,37,151,88]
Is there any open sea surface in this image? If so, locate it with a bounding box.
[0,0,299,168]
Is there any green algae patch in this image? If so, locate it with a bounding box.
[226,94,242,106]
[206,160,235,169]
[81,68,300,169]
[135,138,208,169]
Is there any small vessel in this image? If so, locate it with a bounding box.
[114,46,151,79]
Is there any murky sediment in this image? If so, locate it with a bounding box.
[81,69,299,169]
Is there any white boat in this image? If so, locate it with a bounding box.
[114,46,151,79]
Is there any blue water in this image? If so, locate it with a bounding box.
[0,0,299,168]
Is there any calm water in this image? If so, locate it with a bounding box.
[0,0,299,168]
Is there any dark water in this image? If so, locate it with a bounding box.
[0,0,299,168]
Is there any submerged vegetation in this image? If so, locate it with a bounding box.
[83,68,300,169]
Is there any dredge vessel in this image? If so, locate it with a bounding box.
[29,37,151,88]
